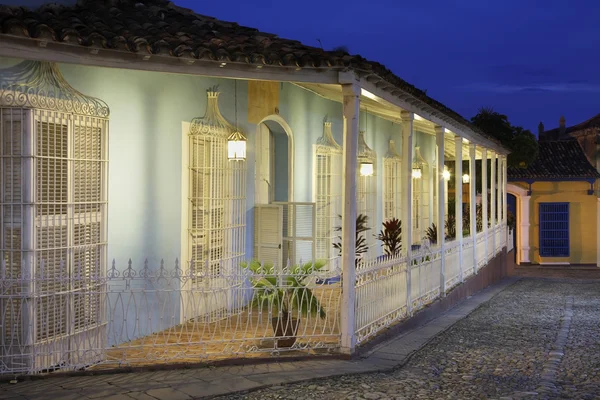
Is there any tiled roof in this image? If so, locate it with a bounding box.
[0,0,505,149]
[508,139,600,180]
[542,114,600,139]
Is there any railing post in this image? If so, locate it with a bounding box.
[490,151,496,257]
[482,148,489,266]
[435,126,446,295]
[469,144,477,272]
[401,111,414,313]
[454,135,463,282]
[340,82,360,354]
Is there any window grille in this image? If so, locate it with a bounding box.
[357,131,376,258]
[383,140,401,222]
[539,202,569,257]
[187,89,246,287]
[0,60,109,373]
[314,122,342,261]
[413,147,429,243]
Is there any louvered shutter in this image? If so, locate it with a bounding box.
[254,204,283,267]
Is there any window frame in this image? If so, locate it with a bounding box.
[538,202,570,257]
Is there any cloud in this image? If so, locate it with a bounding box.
[460,82,600,94]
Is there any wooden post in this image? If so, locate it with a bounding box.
[454,135,463,282]
[401,111,414,313]
[340,83,360,354]
[469,144,477,272]
[435,126,446,296]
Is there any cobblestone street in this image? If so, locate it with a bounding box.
[224,279,600,400]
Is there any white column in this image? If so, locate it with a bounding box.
[340,83,359,353]
[435,126,446,295]
[454,136,463,282]
[502,156,508,223]
[428,151,434,239]
[489,151,496,255]
[401,111,414,313]
[481,148,489,263]
[519,195,531,264]
[469,144,477,271]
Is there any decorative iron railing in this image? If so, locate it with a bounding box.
[0,258,341,375]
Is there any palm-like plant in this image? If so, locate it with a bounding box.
[425,223,438,245]
[333,214,370,265]
[445,214,456,240]
[242,260,327,319]
[376,218,402,256]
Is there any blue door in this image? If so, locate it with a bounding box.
[507,194,517,261]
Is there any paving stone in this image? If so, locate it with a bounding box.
[144,387,191,400]
[222,279,600,400]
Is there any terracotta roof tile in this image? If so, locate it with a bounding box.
[508,139,600,180]
[0,0,505,148]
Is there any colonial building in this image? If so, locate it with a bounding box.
[0,0,509,375]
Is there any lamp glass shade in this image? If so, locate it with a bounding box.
[462,173,470,184]
[442,169,451,181]
[360,162,374,176]
[412,168,422,179]
[227,131,246,160]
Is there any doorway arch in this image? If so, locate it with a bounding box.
[507,183,531,264]
[255,115,294,204]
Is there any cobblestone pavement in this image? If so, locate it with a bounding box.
[223,279,600,400]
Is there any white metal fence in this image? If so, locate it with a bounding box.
[1,224,507,375]
[354,223,507,345]
[0,258,342,375]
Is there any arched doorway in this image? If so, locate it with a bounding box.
[507,183,531,265]
[255,115,294,204]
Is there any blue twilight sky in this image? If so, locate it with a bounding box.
[8,0,600,134]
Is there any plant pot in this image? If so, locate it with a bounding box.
[271,313,299,348]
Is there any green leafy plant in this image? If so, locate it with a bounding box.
[333,214,370,265]
[507,209,516,232]
[241,260,327,319]
[445,214,456,240]
[376,218,402,256]
[425,223,438,245]
[241,260,328,347]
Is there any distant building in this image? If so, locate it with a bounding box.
[508,116,600,266]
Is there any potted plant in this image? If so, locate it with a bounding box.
[376,218,402,256]
[241,260,327,348]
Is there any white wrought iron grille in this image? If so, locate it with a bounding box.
[383,140,401,223]
[314,122,342,261]
[185,89,247,321]
[0,60,109,374]
[357,131,376,258]
[413,147,430,244]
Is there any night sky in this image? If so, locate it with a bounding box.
[9,0,600,134]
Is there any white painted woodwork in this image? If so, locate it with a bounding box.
[254,204,283,267]
[401,111,414,312]
[435,126,446,294]
[454,136,463,282]
[482,148,489,261]
[340,83,360,353]
[469,144,477,271]
[490,151,496,253]
[255,123,271,204]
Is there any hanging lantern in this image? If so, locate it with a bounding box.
[227,130,246,160]
[360,162,374,176]
[442,168,451,181]
[462,173,470,184]
[412,167,422,179]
